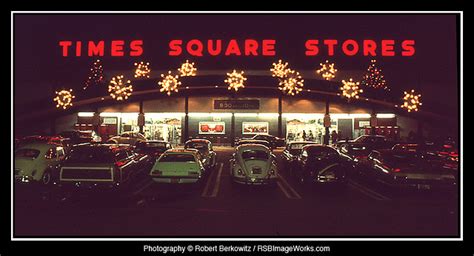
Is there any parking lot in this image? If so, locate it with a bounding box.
[14,146,459,237]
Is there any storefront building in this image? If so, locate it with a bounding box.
[67,96,400,145]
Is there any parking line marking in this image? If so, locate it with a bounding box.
[201,163,219,197]
[348,179,390,201]
[210,163,224,197]
[276,181,293,199]
[132,180,154,196]
[277,174,302,199]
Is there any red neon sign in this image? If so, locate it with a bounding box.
[59,39,415,57]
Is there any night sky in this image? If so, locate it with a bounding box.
[14,14,459,116]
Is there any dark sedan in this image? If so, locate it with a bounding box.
[235,139,272,149]
[135,140,172,162]
[281,141,317,175]
[355,149,457,191]
[55,144,150,194]
[184,139,217,171]
[337,135,395,163]
[236,134,285,149]
[292,145,350,187]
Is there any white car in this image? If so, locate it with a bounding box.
[229,144,278,185]
[14,143,66,185]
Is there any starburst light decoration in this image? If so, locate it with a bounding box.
[134,61,151,78]
[401,89,422,112]
[178,60,197,77]
[108,75,133,101]
[53,89,75,109]
[225,70,247,91]
[159,71,182,96]
[316,60,337,80]
[340,78,363,99]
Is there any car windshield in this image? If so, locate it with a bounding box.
[354,136,385,143]
[382,152,419,166]
[185,142,207,151]
[241,150,268,160]
[307,147,338,157]
[289,143,312,154]
[66,147,115,163]
[15,148,40,158]
[159,154,196,163]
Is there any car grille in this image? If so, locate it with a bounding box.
[61,168,113,181]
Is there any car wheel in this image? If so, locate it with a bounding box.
[41,169,52,186]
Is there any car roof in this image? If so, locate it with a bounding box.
[302,144,336,151]
[236,144,271,151]
[185,139,210,144]
[240,139,269,143]
[164,148,199,154]
[143,140,168,143]
[287,141,317,145]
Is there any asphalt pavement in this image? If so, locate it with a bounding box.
[13,146,459,237]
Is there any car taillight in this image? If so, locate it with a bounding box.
[115,161,126,167]
[393,168,401,173]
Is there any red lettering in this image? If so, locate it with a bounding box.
[208,40,222,56]
[130,40,143,56]
[262,40,276,56]
[75,41,82,56]
[363,40,377,56]
[225,39,242,56]
[342,40,359,56]
[87,41,105,56]
[323,40,338,56]
[169,40,182,56]
[244,39,258,56]
[111,40,125,56]
[381,40,395,56]
[59,41,72,57]
[401,40,416,56]
[187,39,203,57]
[305,40,319,56]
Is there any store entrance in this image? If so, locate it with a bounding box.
[285,116,337,144]
[144,114,182,145]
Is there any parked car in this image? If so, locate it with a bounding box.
[293,145,349,187]
[338,135,395,163]
[355,149,457,191]
[235,134,285,148]
[281,141,317,175]
[135,140,172,162]
[15,143,67,185]
[229,144,278,185]
[149,149,205,184]
[18,135,72,152]
[58,130,102,145]
[56,144,150,192]
[235,139,272,149]
[184,139,217,171]
[392,142,459,174]
[107,131,146,145]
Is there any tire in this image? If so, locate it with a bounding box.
[41,169,52,186]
